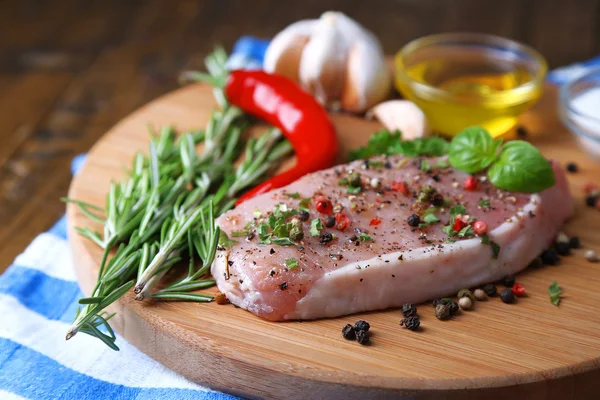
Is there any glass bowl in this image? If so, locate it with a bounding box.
[395,33,547,137]
[559,67,600,163]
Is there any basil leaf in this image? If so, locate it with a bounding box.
[487,141,555,192]
[349,129,449,160]
[448,126,501,173]
[449,205,466,219]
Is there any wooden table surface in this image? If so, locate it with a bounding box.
[1,0,599,273]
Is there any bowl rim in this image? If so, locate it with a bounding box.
[395,32,548,103]
[559,66,600,128]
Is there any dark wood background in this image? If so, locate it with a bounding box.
[0,0,599,272]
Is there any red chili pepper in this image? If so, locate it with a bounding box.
[369,217,381,226]
[464,176,478,191]
[335,213,350,231]
[512,283,526,297]
[315,196,333,214]
[452,215,467,232]
[391,180,409,195]
[225,70,338,204]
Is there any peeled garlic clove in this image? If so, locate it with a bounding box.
[299,13,348,105]
[368,100,430,140]
[341,41,391,112]
[264,20,315,82]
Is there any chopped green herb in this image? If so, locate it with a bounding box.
[421,207,440,217]
[253,208,262,219]
[359,233,372,242]
[310,218,323,237]
[442,224,457,237]
[548,281,562,306]
[272,237,296,246]
[458,225,474,238]
[479,199,490,208]
[423,213,440,224]
[445,238,456,243]
[490,241,500,259]
[218,231,237,248]
[368,160,384,168]
[480,234,490,245]
[257,222,271,244]
[267,213,278,229]
[347,186,362,194]
[231,230,248,237]
[285,258,299,269]
[298,198,310,212]
[273,203,297,219]
[271,222,290,238]
[449,205,466,219]
[434,159,449,169]
[286,192,301,199]
[349,129,449,160]
[338,177,349,186]
[420,159,432,172]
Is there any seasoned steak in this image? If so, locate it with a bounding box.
[213,156,573,321]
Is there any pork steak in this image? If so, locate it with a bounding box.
[213,156,573,321]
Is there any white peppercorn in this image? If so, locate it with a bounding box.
[585,250,597,262]
[473,288,487,301]
[458,296,472,310]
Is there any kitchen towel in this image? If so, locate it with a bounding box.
[0,36,598,400]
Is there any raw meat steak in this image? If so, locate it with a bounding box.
[212,156,573,321]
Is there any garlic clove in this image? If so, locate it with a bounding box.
[341,40,391,112]
[264,20,315,82]
[298,13,348,105]
[368,100,430,139]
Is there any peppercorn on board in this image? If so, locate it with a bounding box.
[67,83,600,399]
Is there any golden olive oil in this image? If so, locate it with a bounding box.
[396,57,543,137]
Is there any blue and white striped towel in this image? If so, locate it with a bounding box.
[0,35,598,399]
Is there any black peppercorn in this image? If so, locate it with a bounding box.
[528,257,543,269]
[432,298,458,315]
[356,329,370,345]
[431,193,444,206]
[324,215,336,228]
[516,125,528,138]
[569,236,581,249]
[446,299,459,315]
[586,194,598,207]
[319,232,333,245]
[298,210,310,221]
[279,282,288,290]
[566,162,578,173]
[541,248,559,265]
[556,242,570,256]
[483,283,497,297]
[384,161,392,169]
[400,316,420,331]
[354,320,370,332]
[342,324,356,340]
[435,304,451,320]
[401,303,417,317]
[501,275,515,287]
[500,288,515,304]
[407,214,421,227]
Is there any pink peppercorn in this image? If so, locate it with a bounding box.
[464,176,478,191]
[473,220,488,235]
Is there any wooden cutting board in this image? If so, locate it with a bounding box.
[66,82,600,399]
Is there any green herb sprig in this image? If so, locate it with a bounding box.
[65,48,292,350]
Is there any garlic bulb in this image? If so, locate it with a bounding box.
[368,100,430,140]
[264,12,391,113]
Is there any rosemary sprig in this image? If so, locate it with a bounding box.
[65,48,293,350]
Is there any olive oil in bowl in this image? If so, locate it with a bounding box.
[395,34,547,137]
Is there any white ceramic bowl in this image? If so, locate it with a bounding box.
[559,67,600,162]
